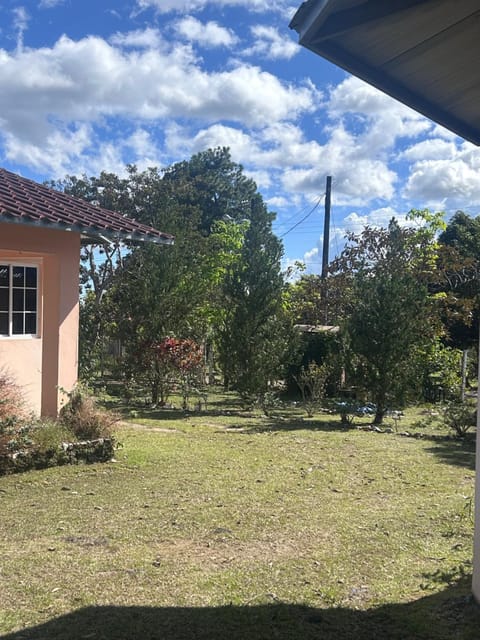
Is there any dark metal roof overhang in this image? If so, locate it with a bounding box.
[290,0,480,145]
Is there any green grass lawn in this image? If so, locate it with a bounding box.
[0,395,479,639]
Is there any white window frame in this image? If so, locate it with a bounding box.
[0,261,41,339]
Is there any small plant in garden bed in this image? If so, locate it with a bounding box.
[0,368,33,464]
[1,381,119,476]
[59,384,119,440]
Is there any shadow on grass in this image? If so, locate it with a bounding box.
[120,407,265,423]
[2,577,479,640]
[424,435,476,471]
[256,415,350,433]
[119,408,358,433]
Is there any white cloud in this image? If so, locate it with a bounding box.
[2,123,95,175]
[38,0,64,7]
[328,76,431,153]
[292,244,322,274]
[282,124,397,205]
[174,16,239,48]
[267,195,289,208]
[430,123,459,141]
[243,25,299,60]
[12,6,29,52]
[166,119,330,172]
[135,0,290,14]
[244,169,272,189]
[343,207,407,234]
[124,128,164,169]
[163,115,396,207]
[400,138,458,162]
[405,158,480,206]
[402,139,480,207]
[109,28,163,49]
[330,76,420,119]
[304,246,319,262]
[272,78,450,206]
[166,122,256,162]
[298,206,412,268]
[2,121,166,178]
[0,32,317,170]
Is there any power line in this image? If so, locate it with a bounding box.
[278,194,325,239]
[274,200,316,229]
[274,194,326,229]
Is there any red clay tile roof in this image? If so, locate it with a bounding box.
[0,167,174,246]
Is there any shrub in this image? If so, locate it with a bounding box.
[30,420,75,453]
[59,385,119,440]
[333,400,358,426]
[0,369,32,461]
[257,390,282,417]
[136,337,205,407]
[442,399,477,437]
[0,378,118,475]
[294,362,330,417]
[0,368,27,423]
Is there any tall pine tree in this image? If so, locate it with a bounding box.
[218,194,291,398]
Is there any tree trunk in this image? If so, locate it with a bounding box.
[461,349,468,402]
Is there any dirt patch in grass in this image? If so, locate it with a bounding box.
[119,420,183,433]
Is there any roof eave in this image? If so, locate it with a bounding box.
[0,215,174,247]
[302,38,480,146]
[289,0,331,38]
[289,0,480,146]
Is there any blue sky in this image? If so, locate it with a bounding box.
[1,0,480,272]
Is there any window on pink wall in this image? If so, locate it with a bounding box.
[0,264,39,337]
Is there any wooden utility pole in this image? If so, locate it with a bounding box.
[321,175,332,279]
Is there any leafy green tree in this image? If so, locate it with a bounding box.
[418,338,462,402]
[439,210,480,256]
[218,194,293,398]
[438,211,480,349]
[108,150,265,387]
[160,146,258,234]
[52,170,142,380]
[288,273,324,325]
[330,216,442,423]
[57,148,295,396]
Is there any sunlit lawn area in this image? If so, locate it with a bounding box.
[1,393,479,639]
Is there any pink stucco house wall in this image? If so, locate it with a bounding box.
[0,168,173,416]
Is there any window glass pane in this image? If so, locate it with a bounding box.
[25,267,37,288]
[1,264,39,336]
[12,266,24,287]
[25,289,37,312]
[0,266,9,286]
[13,289,24,312]
[0,313,8,335]
[12,313,24,334]
[25,313,37,334]
[0,288,8,312]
